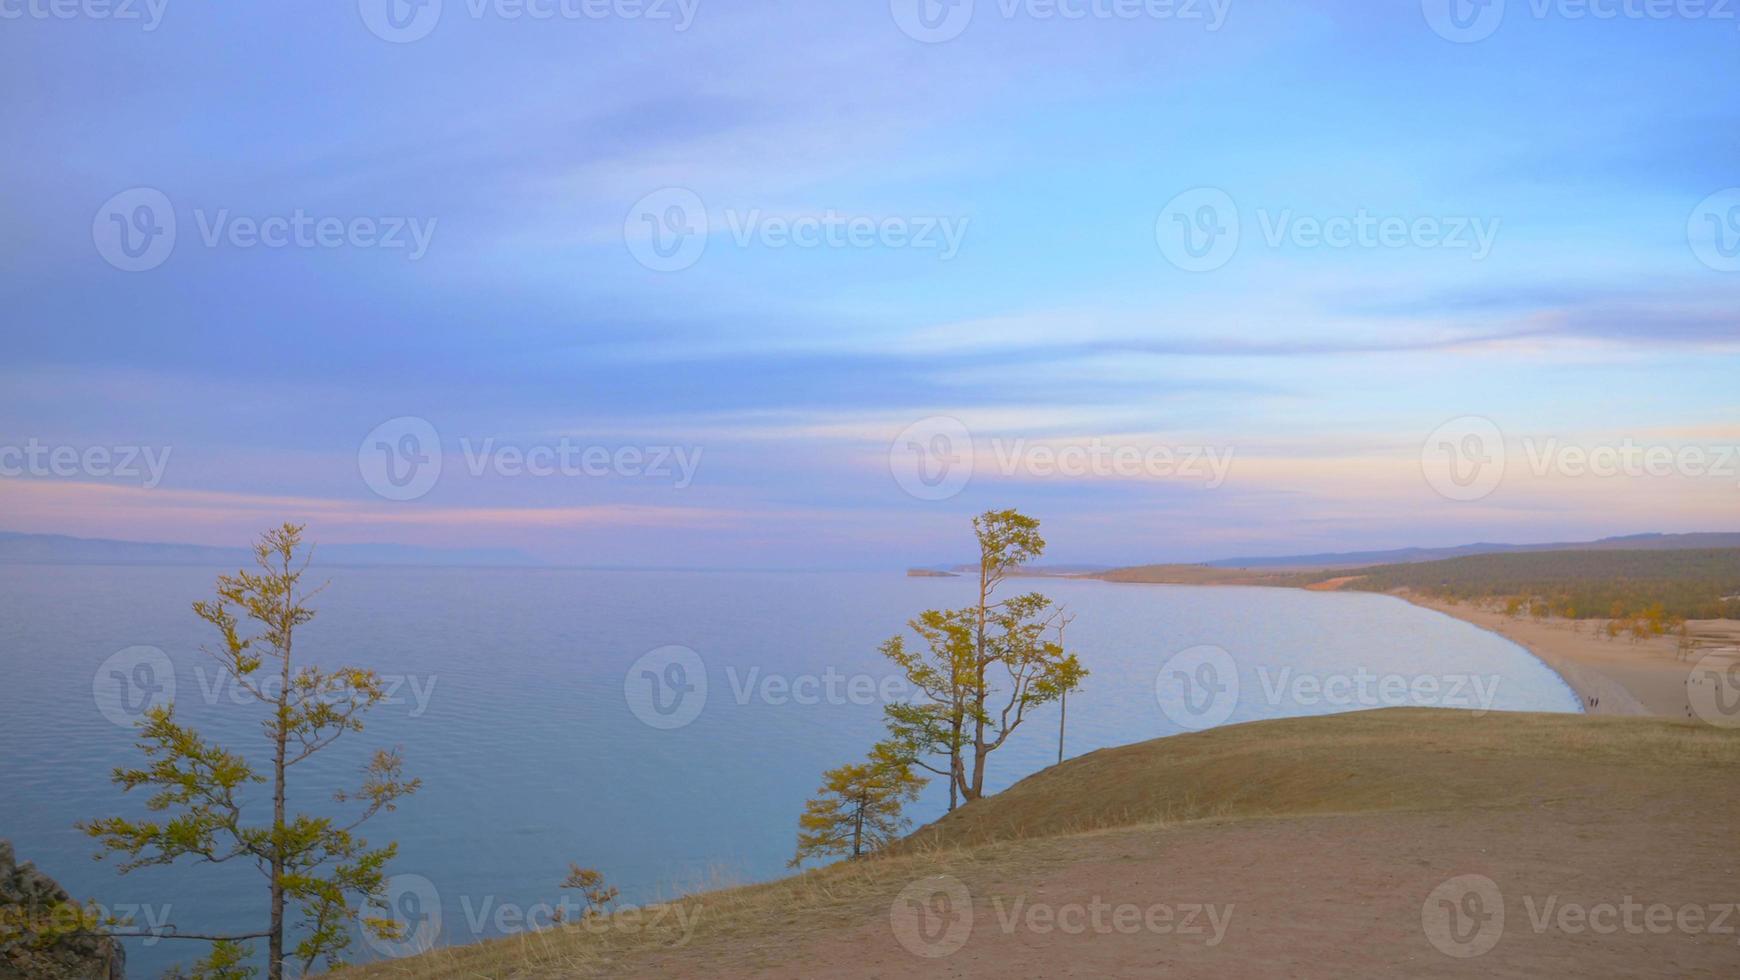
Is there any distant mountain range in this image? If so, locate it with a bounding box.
[1201,533,1740,570]
[0,531,540,568]
[911,533,1740,579]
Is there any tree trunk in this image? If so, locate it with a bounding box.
[1057,688,1066,765]
[963,552,990,802]
[851,795,865,857]
[268,579,292,980]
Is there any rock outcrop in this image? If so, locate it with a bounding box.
[0,840,125,979]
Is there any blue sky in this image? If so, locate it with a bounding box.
[2,0,1737,567]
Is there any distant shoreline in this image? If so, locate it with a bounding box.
[1395,592,1740,719]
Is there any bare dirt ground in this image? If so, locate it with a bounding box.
[631,759,1740,978]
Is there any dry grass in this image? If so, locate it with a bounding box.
[330,708,1740,979]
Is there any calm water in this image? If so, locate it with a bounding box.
[0,565,1580,976]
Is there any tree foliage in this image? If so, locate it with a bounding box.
[880,509,1087,808]
[81,524,420,979]
[788,746,925,868]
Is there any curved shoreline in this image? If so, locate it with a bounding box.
[1390,591,1724,717]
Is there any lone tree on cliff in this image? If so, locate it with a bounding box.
[789,745,926,867]
[881,509,1087,809]
[81,524,419,980]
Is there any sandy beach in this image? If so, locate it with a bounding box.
[1401,593,1740,719]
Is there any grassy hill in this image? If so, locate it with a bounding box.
[331,709,1740,978]
[1337,547,1740,620]
[1098,547,1740,620]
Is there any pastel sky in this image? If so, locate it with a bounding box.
[2,0,1737,568]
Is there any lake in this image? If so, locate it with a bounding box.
[0,564,1580,976]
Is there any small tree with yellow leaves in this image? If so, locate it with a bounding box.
[789,746,926,868]
[81,524,419,979]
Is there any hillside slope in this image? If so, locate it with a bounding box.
[333,710,1740,978]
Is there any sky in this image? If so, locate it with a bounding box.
[2,0,1737,568]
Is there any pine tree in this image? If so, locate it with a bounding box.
[81,524,419,979]
[788,747,925,867]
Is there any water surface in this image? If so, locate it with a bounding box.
[0,565,1579,975]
